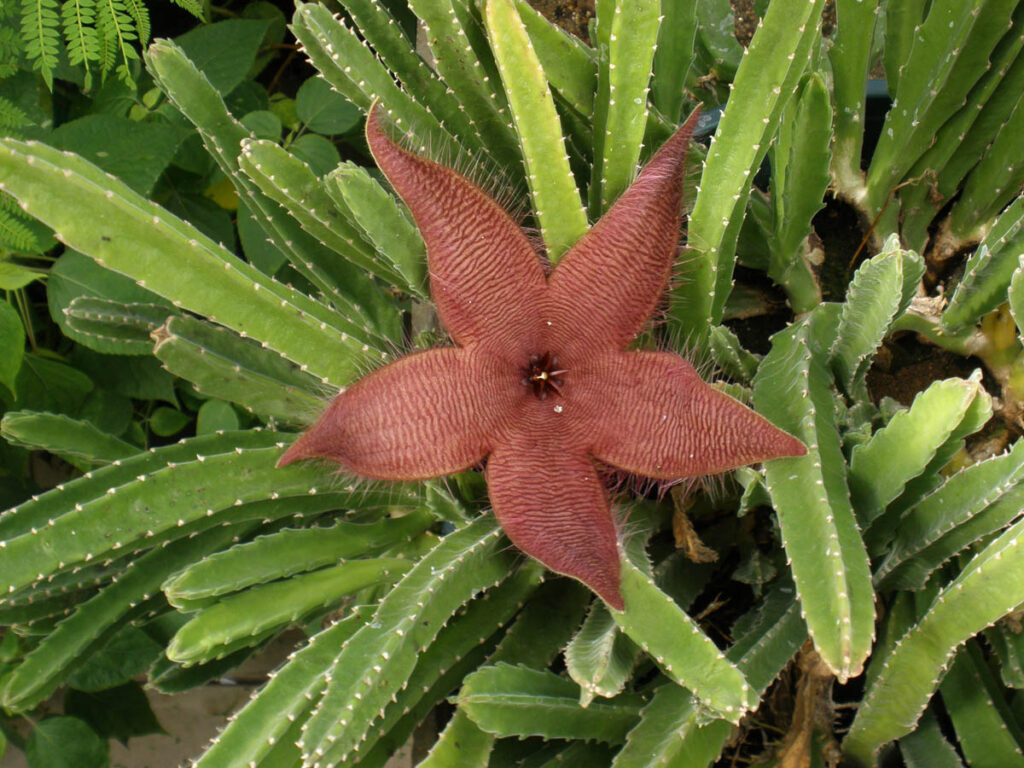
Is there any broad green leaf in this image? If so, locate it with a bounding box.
[71,348,176,405]
[289,134,340,176]
[64,682,164,744]
[3,354,93,415]
[240,110,282,140]
[51,114,186,196]
[26,717,108,768]
[0,261,43,289]
[195,399,239,435]
[174,19,271,95]
[0,300,24,396]
[149,406,190,436]
[295,77,361,134]
[66,625,162,691]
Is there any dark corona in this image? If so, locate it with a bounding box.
[523,352,566,400]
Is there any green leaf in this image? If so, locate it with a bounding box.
[876,440,1024,591]
[940,641,1024,765]
[288,133,340,177]
[190,609,370,768]
[51,114,186,196]
[513,0,596,118]
[651,0,697,123]
[295,76,361,134]
[291,2,457,160]
[831,237,923,399]
[2,520,254,712]
[768,72,831,313]
[149,405,190,436]
[195,399,239,435]
[0,261,43,289]
[174,19,271,95]
[4,354,93,415]
[71,348,176,404]
[899,709,964,768]
[65,682,164,745]
[0,299,24,396]
[26,717,108,768]
[459,663,642,744]
[66,624,162,691]
[145,39,399,349]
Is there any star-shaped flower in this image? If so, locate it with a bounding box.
[279,106,805,609]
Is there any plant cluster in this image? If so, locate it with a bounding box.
[1,0,1024,767]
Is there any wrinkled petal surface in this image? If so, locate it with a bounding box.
[585,351,807,479]
[547,110,700,354]
[367,107,546,359]
[279,348,516,480]
[487,412,622,609]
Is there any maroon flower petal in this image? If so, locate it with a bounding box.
[366,107,547,358]
[585,350,806,479]
[278,347,515,480]
[547,109,701,355]
[487,427,623,610]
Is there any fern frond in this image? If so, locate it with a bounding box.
[95,0,138,85]
[168,0,203,21]
[0,197,42,254]
[62,0,100,80]
[122,0,148,47]
[20,0,61,90]
[0,28,18,78]
[0,97,30,132]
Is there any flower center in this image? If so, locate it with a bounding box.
[523,352,567,400]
